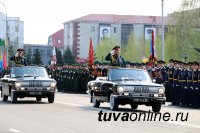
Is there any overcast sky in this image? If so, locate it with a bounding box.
[1,0,182,44]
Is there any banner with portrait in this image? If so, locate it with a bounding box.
[145,27,156,40]
[99,25,111,39]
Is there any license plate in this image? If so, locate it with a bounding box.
[133,98,148,102]
[29,92,42,95]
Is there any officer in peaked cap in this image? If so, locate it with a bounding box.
[105,46,126,68]
[10,48,27,67]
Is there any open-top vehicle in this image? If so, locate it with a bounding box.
[87,68,166,112]
[0,66,57,103]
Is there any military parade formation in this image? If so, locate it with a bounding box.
[0,46,199,109]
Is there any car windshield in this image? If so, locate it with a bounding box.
[10,67,49,78]
[108,69,152,82]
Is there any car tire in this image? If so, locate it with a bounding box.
[152,102,161,112]
[48,93,55,103]
[109,94,118,111]
[36,97,42,102]
[130,103,138,110]
[2,93,8,102]
[11,91,17,103]
[92,95,100,108]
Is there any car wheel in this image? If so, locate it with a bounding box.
[11,91,17,103]
[36,97,42,102]
[48,93,55,103]
[2,93,8,102]
[130,103,138,110]
[109,94,118,111]
[92,95,100,107]
[152,102,162,112]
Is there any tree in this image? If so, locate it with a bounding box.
[25,48,32,65]
[63,46,76,64]
[95,38,117,62]
[8,45,14,66]
[32,48,42,65]
[166,0,200,62]
[56,48,63,66]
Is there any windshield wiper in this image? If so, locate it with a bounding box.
[13,75,23,78]
[112,78,123,81]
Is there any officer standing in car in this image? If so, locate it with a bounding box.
[10,48,27,66]
[105,46,126,68]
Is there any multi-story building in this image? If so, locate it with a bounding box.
[48,29,64,55]
[24,44,53,66]
[63,14,169,60]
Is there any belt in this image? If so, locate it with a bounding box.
[168,78,173,80]
[179,80,186,82]
[173,79,178,81]
[193,81,198,82]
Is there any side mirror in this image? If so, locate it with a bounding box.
[152,79,156,83]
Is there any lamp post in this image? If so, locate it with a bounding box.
[161,0,165,61]
[0,1,9,69]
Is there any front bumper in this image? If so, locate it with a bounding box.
[113,94,166,103]
[11,90,55,97]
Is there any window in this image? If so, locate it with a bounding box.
[91,26,95,32]
[114,27,117,33]
[46,50,51,56]
[121,24,133,46]
[57,39,62,44]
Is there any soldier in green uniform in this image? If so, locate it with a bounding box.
[105,46,126,68]
[10,48,27,66]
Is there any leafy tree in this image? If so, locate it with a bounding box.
[95,38,117,62]
[63,46,76,64]
[8,45,14,66]
[56,48,63,66]
[32,48,42,65]
[166,0,200,62]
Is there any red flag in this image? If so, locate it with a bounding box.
[3,51,6,69]
[88,38,94,67]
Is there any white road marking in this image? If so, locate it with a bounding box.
[9,128,21,133]
[55,100,200,129]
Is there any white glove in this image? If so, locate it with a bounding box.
[110,50,115,55]
[15,52,19,57]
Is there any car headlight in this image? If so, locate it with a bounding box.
[158,87,165,94]
[15,82,21,88]
[50,82,56,88]
[117,86,124,93]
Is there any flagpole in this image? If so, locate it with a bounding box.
[161,0,165,61]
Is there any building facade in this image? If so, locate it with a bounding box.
[48,29,64,55]
[63,14,169,60]
[0,12,24,70]
[24,44,53,66]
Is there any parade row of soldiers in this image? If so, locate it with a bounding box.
[147,59,200,109]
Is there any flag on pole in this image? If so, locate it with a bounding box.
[3,50,6,69]
[88,38,94,67]
[51,46,57,65]
[149,30,157,64]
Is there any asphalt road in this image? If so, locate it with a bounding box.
[0,93,199,133]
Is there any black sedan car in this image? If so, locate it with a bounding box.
[87,68,166,112]
[0,66,56,103]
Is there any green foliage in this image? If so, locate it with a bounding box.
[32,48,42,65]
[166,0,200,62]
[95,38,117,62]
[63,46,76,64]
[56,48,63,66]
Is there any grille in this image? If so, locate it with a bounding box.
[20,81,51,87]
[29,81,42,87]
[123,86,149,93]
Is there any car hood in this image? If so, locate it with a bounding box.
[10,77,55,82]
[113,80,163,87]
